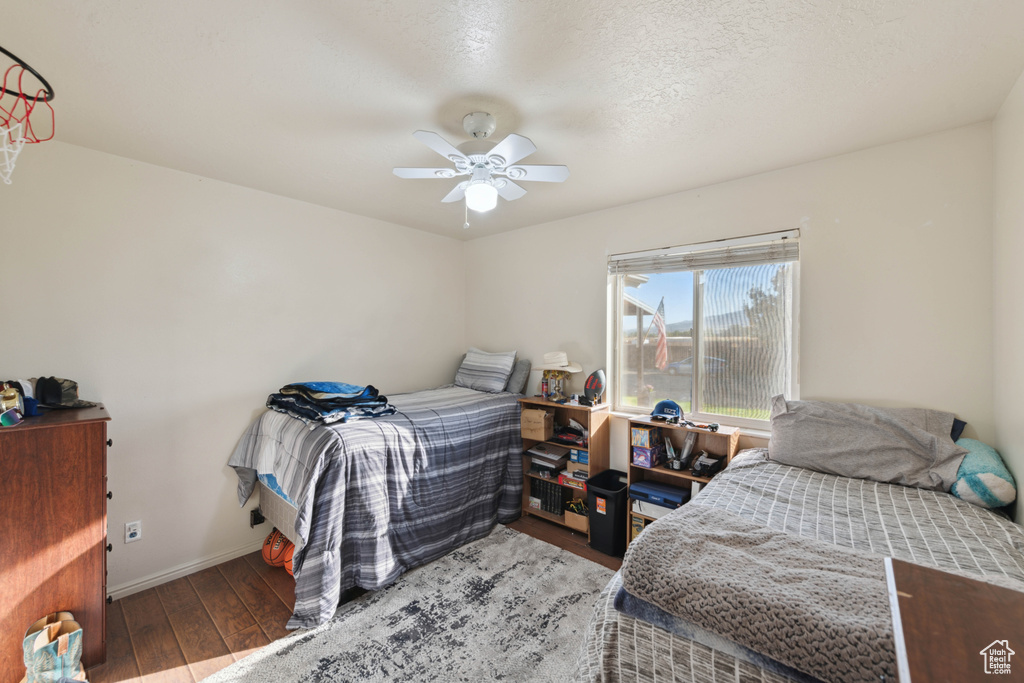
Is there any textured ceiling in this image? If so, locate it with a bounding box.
[6,0,1024,239]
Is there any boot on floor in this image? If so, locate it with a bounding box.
[21,615,87,683]
[22,613,75,670]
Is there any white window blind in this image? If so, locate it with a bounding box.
[609,230,799,275]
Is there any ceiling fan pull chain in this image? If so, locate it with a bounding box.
[464,201,470,230]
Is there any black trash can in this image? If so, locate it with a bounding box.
[587,469,628,556]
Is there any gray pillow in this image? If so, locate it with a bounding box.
[454,348,517,393]
[768,395,967,491]
[505,359,532,394]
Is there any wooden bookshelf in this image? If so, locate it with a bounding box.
[626,416,739,548]
[518,397,609,541]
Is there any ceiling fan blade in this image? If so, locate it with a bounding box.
[486,133,537,169]
[412,130,469,164]
[502,164,570,183]
[393,167,459,179]
[441,181,469,203]
[494,179,527,201]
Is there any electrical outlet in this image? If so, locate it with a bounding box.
[125,520,141,544]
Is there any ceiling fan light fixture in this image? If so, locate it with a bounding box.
[393,113,569,224]
[465,180,498,212]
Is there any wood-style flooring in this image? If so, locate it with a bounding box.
[85,517,621,682]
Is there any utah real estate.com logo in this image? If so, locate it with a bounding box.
[980,640,1015,675]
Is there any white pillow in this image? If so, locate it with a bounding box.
[454,348,517,393]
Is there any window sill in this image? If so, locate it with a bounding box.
[608,409,771,441]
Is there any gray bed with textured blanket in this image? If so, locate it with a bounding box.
[575,450,1024,683]
[229,385,523,629]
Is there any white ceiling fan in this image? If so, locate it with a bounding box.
[393,112,569,218]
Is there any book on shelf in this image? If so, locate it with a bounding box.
[529,477,571,516]
[534,479,546,513]
[558,472,587,492]
[631,514,647,541]
[528,443,570,460]
[530,462,559,478]
[549,480,564,515]
[531,455,568,470]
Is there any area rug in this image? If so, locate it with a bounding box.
[203,525,614,682]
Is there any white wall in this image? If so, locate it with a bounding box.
[994,68,1024,522]
[466,124,996,472]
[1,114,1011,593]
[1,142,467,594]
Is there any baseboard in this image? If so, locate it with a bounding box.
[107,539,265,602]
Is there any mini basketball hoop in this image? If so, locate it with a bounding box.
[0,45,55,185]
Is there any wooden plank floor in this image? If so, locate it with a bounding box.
[509,514,623,572]
[86,517,620,682]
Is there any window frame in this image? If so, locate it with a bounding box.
[609,232,800,430]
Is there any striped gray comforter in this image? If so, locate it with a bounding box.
[229,385,523,629]
[576,449,1024,682]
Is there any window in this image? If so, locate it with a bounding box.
[609,231,799,428]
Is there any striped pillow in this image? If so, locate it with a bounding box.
[455,348,517,393]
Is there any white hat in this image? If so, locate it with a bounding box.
[535,351,583,373]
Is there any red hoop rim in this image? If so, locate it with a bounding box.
[1,64,55,144]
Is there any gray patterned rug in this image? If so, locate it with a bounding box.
[203,525,613,682]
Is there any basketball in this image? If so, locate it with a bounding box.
[261,529,289,567]
[283,542,295,576]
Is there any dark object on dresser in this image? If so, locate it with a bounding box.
[35,376,99,409]
[0,405,110,676]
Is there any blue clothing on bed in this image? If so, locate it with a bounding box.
[281,382,378,401]
[267,393,396,426]
[268,381,395,427]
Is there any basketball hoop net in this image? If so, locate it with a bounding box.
[0,123,27,185]
[0,52,56,185]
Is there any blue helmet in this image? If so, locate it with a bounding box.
[651,399,683,419]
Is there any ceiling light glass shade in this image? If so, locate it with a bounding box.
[465,181,498,212]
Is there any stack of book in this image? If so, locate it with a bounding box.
[529,478,566,515]
[528,443,570,478]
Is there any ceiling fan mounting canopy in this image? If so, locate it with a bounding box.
[393,111,569,216]
[463,112,496,139]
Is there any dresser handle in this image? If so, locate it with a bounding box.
[107,491,112,499]
[107,439,113,447]
[106,544,112,552]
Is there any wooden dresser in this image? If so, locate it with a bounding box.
[0,405,110,679]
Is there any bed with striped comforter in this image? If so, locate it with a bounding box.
[229,385,523,629]
[575,449,1024,683]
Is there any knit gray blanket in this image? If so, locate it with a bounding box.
[620,504,895,682]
